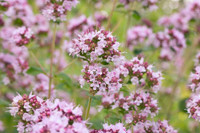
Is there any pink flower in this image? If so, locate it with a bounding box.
[42,0,79,22]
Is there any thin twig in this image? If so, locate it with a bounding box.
[48,24,57,99]
[85,97,92,120]
[106,0,117,30]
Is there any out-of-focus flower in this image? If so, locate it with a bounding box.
[148,29,186,61]
[12,27,34,46]
[119,0,159,10]
[67,15,96,38]
[42,0,79,22]
[126,25,152,50]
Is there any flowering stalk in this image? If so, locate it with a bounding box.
[85,96,92,119]
[48,24,57,99]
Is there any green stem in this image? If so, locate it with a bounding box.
[85,97,92,119]
[106,0,117,30]
[48,24,57,99]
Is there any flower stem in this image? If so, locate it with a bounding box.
[106,0,117,30]
[85,97,92,119]
[48,24,57,99]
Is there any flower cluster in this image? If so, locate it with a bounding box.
[80,63,123,95]
[80,56,162,96]
[67,15,96,38]
[148,29,186,61]
[158,12,190,33]
[126,26,152,49]
[91,123,127,133]
[5,0,35,26]
[187,1,200,20]
[123,57,162,92]
[101,91,159,121]
[188,66,200,92]
[70,29,121,63]
[119,0,159,10]
[0,53,29,84]
[9,93,88,133]
[12,27,34,46]
[158,1,200,33]
[133,120,177,133]
[42,0,79,22]
[186,94,200,121]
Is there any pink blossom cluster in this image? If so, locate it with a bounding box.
[80,63,123,95]
[0,53,29,85]
[119,0,159,10]
[4,0,35,26]
[101,91,159,121]
[148,29,186,61]
[91,123,127,133]
[122,57,162,92]
[158,12,190,33]
[67,15,96,38]
[188,66,200,92]
[67,13,107,38]
[186,94,200,121]
[133,120,177,133]
[42,0,79,22]
[69,29,121,63]
[0,27,28,58]
[158,1,200,33]
[9,93,88,133]
[187,1,200,20]
[80,56,162,95]
[12,26,34,46]
[187,53,200,121]
[126,26,152,50]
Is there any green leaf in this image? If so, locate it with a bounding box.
[117,4,124,8]
[132,10,141,20]
[26,66,44,75]
[56,73,74,88]
[179,98,188,113]
[0,99,10,106]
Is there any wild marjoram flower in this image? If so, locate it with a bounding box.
[42,0,79,23]
[119,0,159,10]
[12,26,34,46]
[70,29,121,64]
[9,93,89,133]
[187,53,200,122]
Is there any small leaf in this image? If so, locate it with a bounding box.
[27,66,44,75]
[179,98,188,113]
[117,4,124,8]
[133,48,143,55]
[132,10,141,20]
